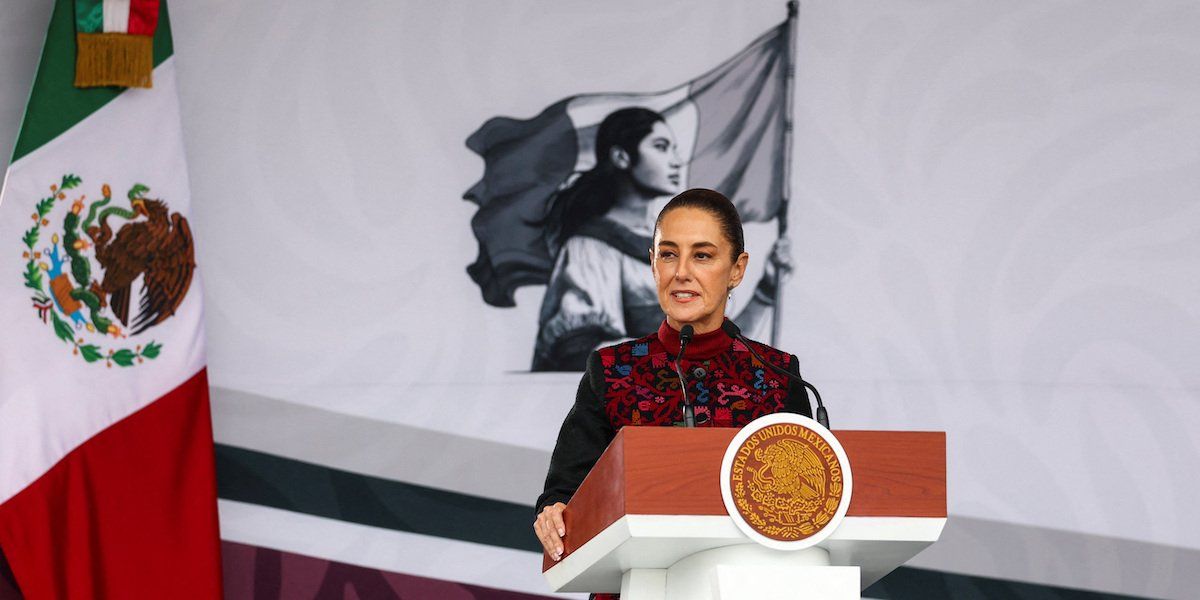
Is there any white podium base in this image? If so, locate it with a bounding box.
[713,565,860,599]
[546,514,944,594]
[619,544,861,600]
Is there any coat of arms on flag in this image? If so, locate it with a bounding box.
[19,174,194,367]
[463,4,800,371]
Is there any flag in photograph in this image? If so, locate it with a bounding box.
[463,17,792,307]
[0,0,222,596]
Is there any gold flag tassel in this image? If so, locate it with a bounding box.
[75,32,154,88]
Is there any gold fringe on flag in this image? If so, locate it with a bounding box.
[75,33,154,88]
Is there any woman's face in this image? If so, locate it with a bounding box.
[630,121,682,196]
[652,207,748,334]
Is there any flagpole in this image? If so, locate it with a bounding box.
[771,0,799,346]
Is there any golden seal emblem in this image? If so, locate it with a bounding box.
[720,414,853,550]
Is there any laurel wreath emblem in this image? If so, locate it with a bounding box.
[21,174,163,367]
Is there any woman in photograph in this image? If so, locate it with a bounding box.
[532,108,790,371]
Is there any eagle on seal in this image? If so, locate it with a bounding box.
[752,439,826,502]
[87,196,195,334]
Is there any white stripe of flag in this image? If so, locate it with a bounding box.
[102,0,132,33]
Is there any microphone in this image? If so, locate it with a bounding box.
[676,324,696,427]
[721,321,830,429]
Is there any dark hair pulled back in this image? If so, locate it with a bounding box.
[654,188,745,261]
[541,107,664,251]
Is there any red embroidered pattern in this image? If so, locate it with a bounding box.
[598,332,791,428]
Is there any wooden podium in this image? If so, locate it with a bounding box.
[542,427,946,599]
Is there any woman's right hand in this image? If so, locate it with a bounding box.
[533,502,568,561]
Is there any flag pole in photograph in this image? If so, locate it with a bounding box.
[770,0,799,346]
[0,0,222,596]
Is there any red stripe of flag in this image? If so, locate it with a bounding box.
[127,0,161,36]
[0,369,222,598]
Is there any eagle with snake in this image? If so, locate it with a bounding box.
[748,438,828,519]
[84,191,195,335]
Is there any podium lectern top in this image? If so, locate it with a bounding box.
[542,427,946,593]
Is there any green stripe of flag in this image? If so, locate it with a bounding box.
[10,0,174,164]
[74,0,104,33]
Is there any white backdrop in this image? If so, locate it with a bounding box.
[3,1,1198,598]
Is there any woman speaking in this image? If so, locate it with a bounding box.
[533,188,813,564]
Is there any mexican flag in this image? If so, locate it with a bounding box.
[0,0,222,596]
[463,14,794,308]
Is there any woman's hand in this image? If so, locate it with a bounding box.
[762,237,794,290]
[534,502,567,561]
